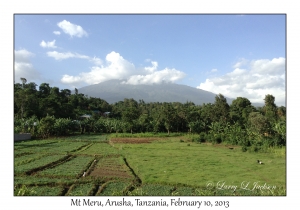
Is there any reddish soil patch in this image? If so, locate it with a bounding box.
[110,137,163,144]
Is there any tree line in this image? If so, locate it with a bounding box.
[14,78,286,151]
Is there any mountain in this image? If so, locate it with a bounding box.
[77,79,236,105]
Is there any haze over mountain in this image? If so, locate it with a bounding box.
[77,79,237,105]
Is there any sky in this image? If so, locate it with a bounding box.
[14,14,286,106]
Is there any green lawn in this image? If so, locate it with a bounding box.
[114,137,286,190]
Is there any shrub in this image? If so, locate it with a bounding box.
[38,115,55,138]
[241,145,248,152]
[199,132,206,143]
[54,118,73,136]
[214,134,222,144]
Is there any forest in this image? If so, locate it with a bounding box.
[14,78,286,152]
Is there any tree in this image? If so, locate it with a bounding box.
[263,94,277,123]
[161,103,176,135]
[247,112,271,139]
[14,78,38,119]
[230,97,255,126]
[20,77,27,87]
[121,99,140,134]
[38,115,55,138]
[213,94,230,123]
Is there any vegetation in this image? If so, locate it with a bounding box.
[14,134,285,196]
[14,78,286,152]
[14,78,286,196]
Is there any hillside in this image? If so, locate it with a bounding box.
[77,79,234,105]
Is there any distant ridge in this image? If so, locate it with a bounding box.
[77,79,237,105]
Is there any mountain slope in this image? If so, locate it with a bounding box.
[77,80,234,105]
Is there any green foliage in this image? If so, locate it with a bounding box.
[172,186,194,196]
[99,181,130,196]
[199,132,207,143]
[247,112,271,139]
[213,94,230,123]
[14,185,36,196]
[14,116,39,136]
[131,184,174,196]
[54,118,73,136]
[38,115,55,138]
[14,79,285,149]
[14,134,286,196]
[14,154,66,174]
[39,156,94,177]
[230,97,255,126]
[67,183,95,196]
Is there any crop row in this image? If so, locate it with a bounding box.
[97,181,131,196]
[130,184,174,196]
[14,154,66,174]
[66,183,96,196]
[14,153,50,166]
[68,135,109,142]
[14,140,91,154]
[38,156,94,178]
[74,143,120,156]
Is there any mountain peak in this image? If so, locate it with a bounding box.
[77,79,232,105]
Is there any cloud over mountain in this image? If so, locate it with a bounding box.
[197,57,285,106]
[61,51,186,87]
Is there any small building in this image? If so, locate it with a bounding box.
[79,114,92,119]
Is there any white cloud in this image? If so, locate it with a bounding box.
[232,58,248,68]
[123,68,186,85]
[61,51,186,86]
[57,20,88,38]
[14,49,40,82]
[47,51,102,66]
[53,31,61,35]
[144,61,158,73]
[47,51,88,60]
[197,57,286,106]
[40,40,57,48]
[211,68,218,73]
[91,56,102,66]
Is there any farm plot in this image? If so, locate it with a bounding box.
[14,140,88,155]
[14,153,49,166]
[14,154,67,174]
[113,136,286,195]
[68,134,109,142]
[172,186,195,196]
[66,183,96,196]
[130,184,174,196]
[14,134,286,196]
[14,185,65,196]
[110,137,161,144]
[74,142,120,156]
[38,156,94,178]
[14,176,75,186]
[14,140,59,154]
[97,181,131,196]
[89,156,134,180]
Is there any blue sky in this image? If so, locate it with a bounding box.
[14,14,286,106]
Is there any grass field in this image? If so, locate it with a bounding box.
[14,134,286,196]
